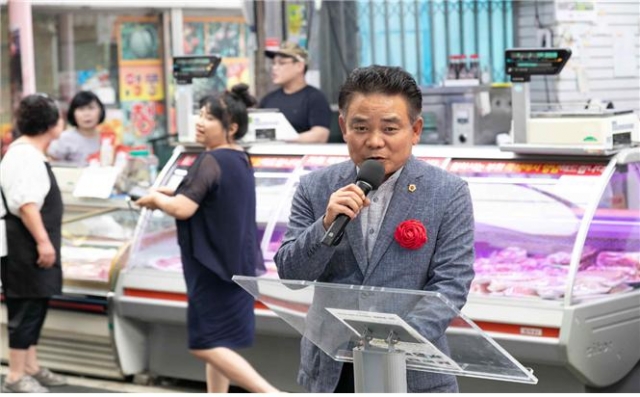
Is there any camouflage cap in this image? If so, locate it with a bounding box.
[265,42,308,64]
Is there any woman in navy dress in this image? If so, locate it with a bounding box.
[136,84,278,393]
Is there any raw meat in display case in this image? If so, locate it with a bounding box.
[449,157,640,302]
[61,246,118,283]
[470,246,635,300]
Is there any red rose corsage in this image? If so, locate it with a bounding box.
[394,219,427,250]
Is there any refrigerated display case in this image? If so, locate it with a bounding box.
[446,150,640,392]
[0,171,138,379]
[112,143,639,392]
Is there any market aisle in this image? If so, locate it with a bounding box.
[0,366,205,393]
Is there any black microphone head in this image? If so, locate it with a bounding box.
[357,159,385,190]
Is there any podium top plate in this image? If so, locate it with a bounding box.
[234,276,537,384]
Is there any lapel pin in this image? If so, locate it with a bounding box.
[408,184,416,193]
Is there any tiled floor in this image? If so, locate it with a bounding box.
[0,366,206,393]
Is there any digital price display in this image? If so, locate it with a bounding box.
[173,55,221,84]
[505,48,571,82]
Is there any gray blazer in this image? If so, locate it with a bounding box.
[274,155,475,392]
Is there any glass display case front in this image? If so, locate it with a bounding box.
[257,152,640,304]
[125,149,301,276]
[126,151,195,274]
[126,145,640,306]
[113,144,639,390]
[252,155,305,274]
[62,208,138,289]
[457,159,640,303]
[574,162,640,300]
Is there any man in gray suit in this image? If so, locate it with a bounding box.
[274,65,475,392]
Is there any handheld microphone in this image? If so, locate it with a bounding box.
[321,159,385,247]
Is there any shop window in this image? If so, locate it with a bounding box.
[355,0,514,85]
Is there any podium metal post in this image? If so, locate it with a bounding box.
[353,330,407,393]
[353,347,407,393]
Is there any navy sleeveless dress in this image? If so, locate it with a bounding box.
[175,149,259,350]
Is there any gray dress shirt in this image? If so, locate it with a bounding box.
[360,167,403,260]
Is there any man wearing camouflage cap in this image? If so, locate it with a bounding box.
[260,42,332,143]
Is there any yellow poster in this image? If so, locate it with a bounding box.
[119,64,164,102]
[222,58,250,89]
[286,4,307,48]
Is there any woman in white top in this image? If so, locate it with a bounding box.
[0,94,68,393]
[47,90,105,165]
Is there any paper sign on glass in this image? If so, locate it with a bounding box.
[246,110,299,142]
[72,166,120,199]
[327,308,462,372]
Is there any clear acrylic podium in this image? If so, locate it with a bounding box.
[233,276,538,393]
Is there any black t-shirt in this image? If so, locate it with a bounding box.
[259,85,331,133]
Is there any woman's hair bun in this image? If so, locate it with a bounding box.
[229,83,257,108]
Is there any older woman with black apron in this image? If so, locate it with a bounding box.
[0,94,68,393]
